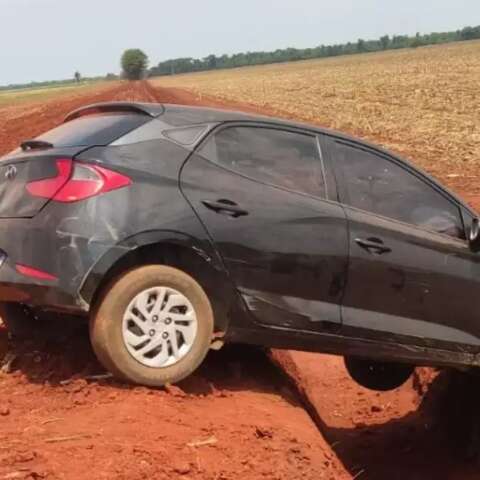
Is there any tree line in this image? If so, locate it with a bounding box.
[149,25,480,77]
[3,25,479,89]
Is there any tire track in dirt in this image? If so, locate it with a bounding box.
[0,81,348,480]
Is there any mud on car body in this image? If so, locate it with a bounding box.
[1,101,480,388]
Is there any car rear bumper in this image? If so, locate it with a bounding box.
[0,249,83,312]
[0,208,118,313]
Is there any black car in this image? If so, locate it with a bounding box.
[1,101,479,389]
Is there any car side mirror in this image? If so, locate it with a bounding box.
[469,218,480,250]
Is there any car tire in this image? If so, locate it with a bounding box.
[344,356,414,391]
[90,265,214,387]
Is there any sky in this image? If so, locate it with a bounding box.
[1,0,479,86]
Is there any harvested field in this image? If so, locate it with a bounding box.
[152,40,480,207]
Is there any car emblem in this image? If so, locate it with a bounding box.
[5,165,17,180]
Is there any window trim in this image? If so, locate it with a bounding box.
[195,121,329,201]
[325,137,467,242]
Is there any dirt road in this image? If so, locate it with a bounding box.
[0,80,478,479]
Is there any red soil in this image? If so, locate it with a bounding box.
[0,326,347,480]
[272,351,480,480]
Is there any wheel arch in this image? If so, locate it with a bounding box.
[79,230,235,333]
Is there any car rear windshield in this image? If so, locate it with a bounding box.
[35,113,151,148]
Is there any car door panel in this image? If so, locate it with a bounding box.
[342,207,480,349]
[180,126,349,332]
[325,136,480,350]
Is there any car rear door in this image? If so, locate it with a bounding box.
[325,136,480,350]
[180,124,348,332]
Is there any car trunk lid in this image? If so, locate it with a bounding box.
[0,110,151,219]
[0,147,86,218]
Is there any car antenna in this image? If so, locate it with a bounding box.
[20,140,54,151]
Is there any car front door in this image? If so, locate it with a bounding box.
[180,124,348,332]
[326,137,480,351]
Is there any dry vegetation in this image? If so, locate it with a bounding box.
[153,40,480,202]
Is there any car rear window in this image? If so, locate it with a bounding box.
[35,113,151,148]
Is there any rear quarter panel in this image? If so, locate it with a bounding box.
[0,139,233,315]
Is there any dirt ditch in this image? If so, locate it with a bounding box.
[0,324,348,480]
[1,80,479,479]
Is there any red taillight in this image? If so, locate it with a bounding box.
[16,264,57,281]
[26,160,132,203]
[53,163,132,202]
[26,159,72,199]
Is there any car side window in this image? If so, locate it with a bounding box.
[333,141,464,239]
[199,126,326,198]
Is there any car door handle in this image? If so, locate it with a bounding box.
[355,237,392,255]
[201,199,249,218]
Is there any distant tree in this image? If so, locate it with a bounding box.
[410,32,424,48]
[380,35,390,50]
[205,54,217,69]
[105,73,118,81]
[121,49,149,80]
[345,42,355,54]
[460,26,480,40]
[74,71,81,83]
[357,39,366,53]
[391,35,409,49]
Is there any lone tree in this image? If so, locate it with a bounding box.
[74,71,81,83]
[121,49,148,80]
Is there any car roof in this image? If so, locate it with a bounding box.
[64,102,476,216]
[65,101,360,142]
